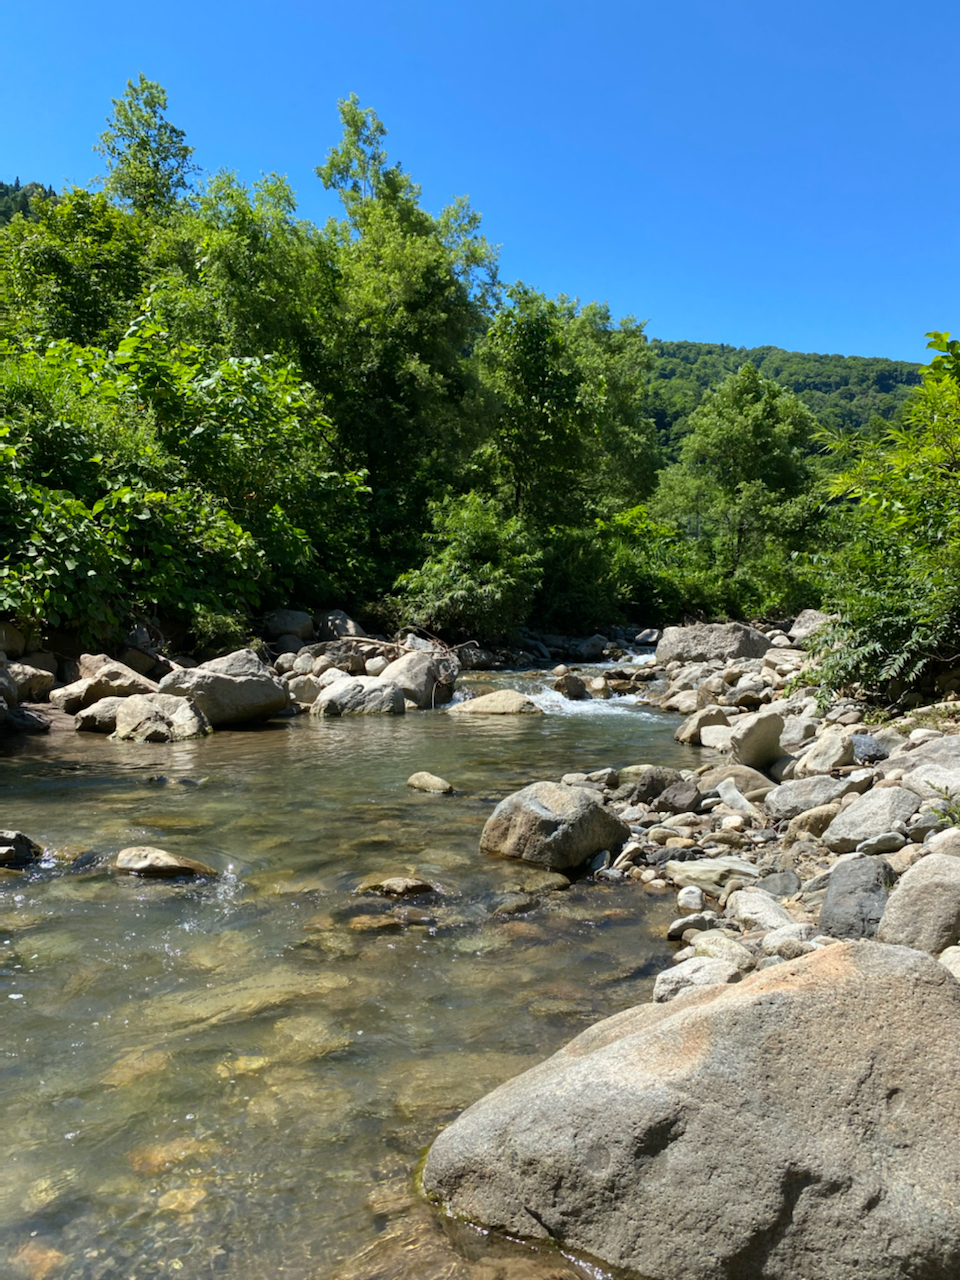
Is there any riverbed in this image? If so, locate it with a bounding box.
[0,671,697,1280]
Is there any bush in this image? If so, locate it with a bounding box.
[393,492,542,640]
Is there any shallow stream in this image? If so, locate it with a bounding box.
[0,671,696,1280]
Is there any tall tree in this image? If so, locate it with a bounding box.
[95,74,197,215]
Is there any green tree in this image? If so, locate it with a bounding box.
[816,333,960,693]
[95,74,197,215]
[651,362,820,613]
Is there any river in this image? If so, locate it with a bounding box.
[0,669,697,1280]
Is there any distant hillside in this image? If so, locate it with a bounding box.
[0,179,57,226]
[647,339,922,454]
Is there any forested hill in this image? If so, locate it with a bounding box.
[0,180,57,226]
[646,339,922,449]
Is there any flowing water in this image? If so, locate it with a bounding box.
[0,670,696,1280]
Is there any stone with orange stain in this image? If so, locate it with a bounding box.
[422,942,960,1280]
[11,1242,67,1280]
[157,1186,207,1213]
[128,1136,213,1175]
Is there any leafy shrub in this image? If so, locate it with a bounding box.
[393,492,542,640]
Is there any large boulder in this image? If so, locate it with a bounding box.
[157,649,288,727]
[6,662,54,702]
[264,609,314,641]
[0,830,42,867]
[112,694,211,743]
[793,728,855,778]
[729,709,784,771]
[655,622,771,666]
[619,764,683,804]
[448,690,541,715]
[765,773,870,823]
[788,608,832,647]
[421,943,960,1280]
[51,661,159,713]
[75,697,127,734]
[674,705,728,746]
[878,852,960,954]
[316,609,367,640]
[309,675,405,716]
[479,781,629,871]
[818,856,896,939]
[380,650,458,710]
[822,786,921,854]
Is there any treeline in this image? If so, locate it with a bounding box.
[0,180,57,227]
[647,340,921,454]
[0,75,954,696]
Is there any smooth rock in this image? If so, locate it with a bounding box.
[356,873,436,896]
[619,765,683,803]
[675,705,729,746]
[310,676,405,716]
[407,772,453,794]
[112,693,211,742]
[691,930,755,973]
[0,621,26,657]
[0,830,43,866]
[725,887,794,931]
[316,609,367,640]
[264,609,314,641]
[287,674,325,704]
[114,846,216,877]
[729,710,784,771]
[878,852,960,953]
[655,622,771,665]
[856,831,906,856]
[158,649,288,726]
[653,955,742,1001]
[788,608,831,646]
[794,728,855,778]
[449,690,541,715]
[422,942,960,1280]
[677,885,705,911]
[663,855,759,892]
[380,651,458,710]
[823,786,921,854]
[6,662,54,701]
[75,696,126,734]
[765,773,871,823]
[479,781,629,871]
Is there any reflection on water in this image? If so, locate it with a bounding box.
[0,672,692,1279]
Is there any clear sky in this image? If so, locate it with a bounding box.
[3,1,951,362]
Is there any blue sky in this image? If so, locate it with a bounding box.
[3,1,951,361]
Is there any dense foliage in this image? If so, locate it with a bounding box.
[0,76,944,688]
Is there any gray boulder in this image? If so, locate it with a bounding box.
[656,621,771,665]
[264,609,314,641]
[823,786,921,853]
[316,609,367,640]
[674,705,728,745]
[765,773,870,823]
[448,689,542,715]
[878,852,960,954]
[112,694,211,742]
[818,856,895,939]
[787,608,832,647]
[422,942,960,1280]
[479,781,629,871]
[794,728,855,778]
[6,662,54,701]
[725,887,795,931]
[555,672,588,700]
[653,955,741,1001]
[158,649,288,727]
[380,650,458,709]
[310,675,404,716]
[619,764,683,804]
[51,661,159,713]
[75,697,126,734]
[729,709,784,770]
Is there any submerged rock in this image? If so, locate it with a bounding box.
[422,942,960,1280]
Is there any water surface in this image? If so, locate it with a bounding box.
[0,672,694,1280]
